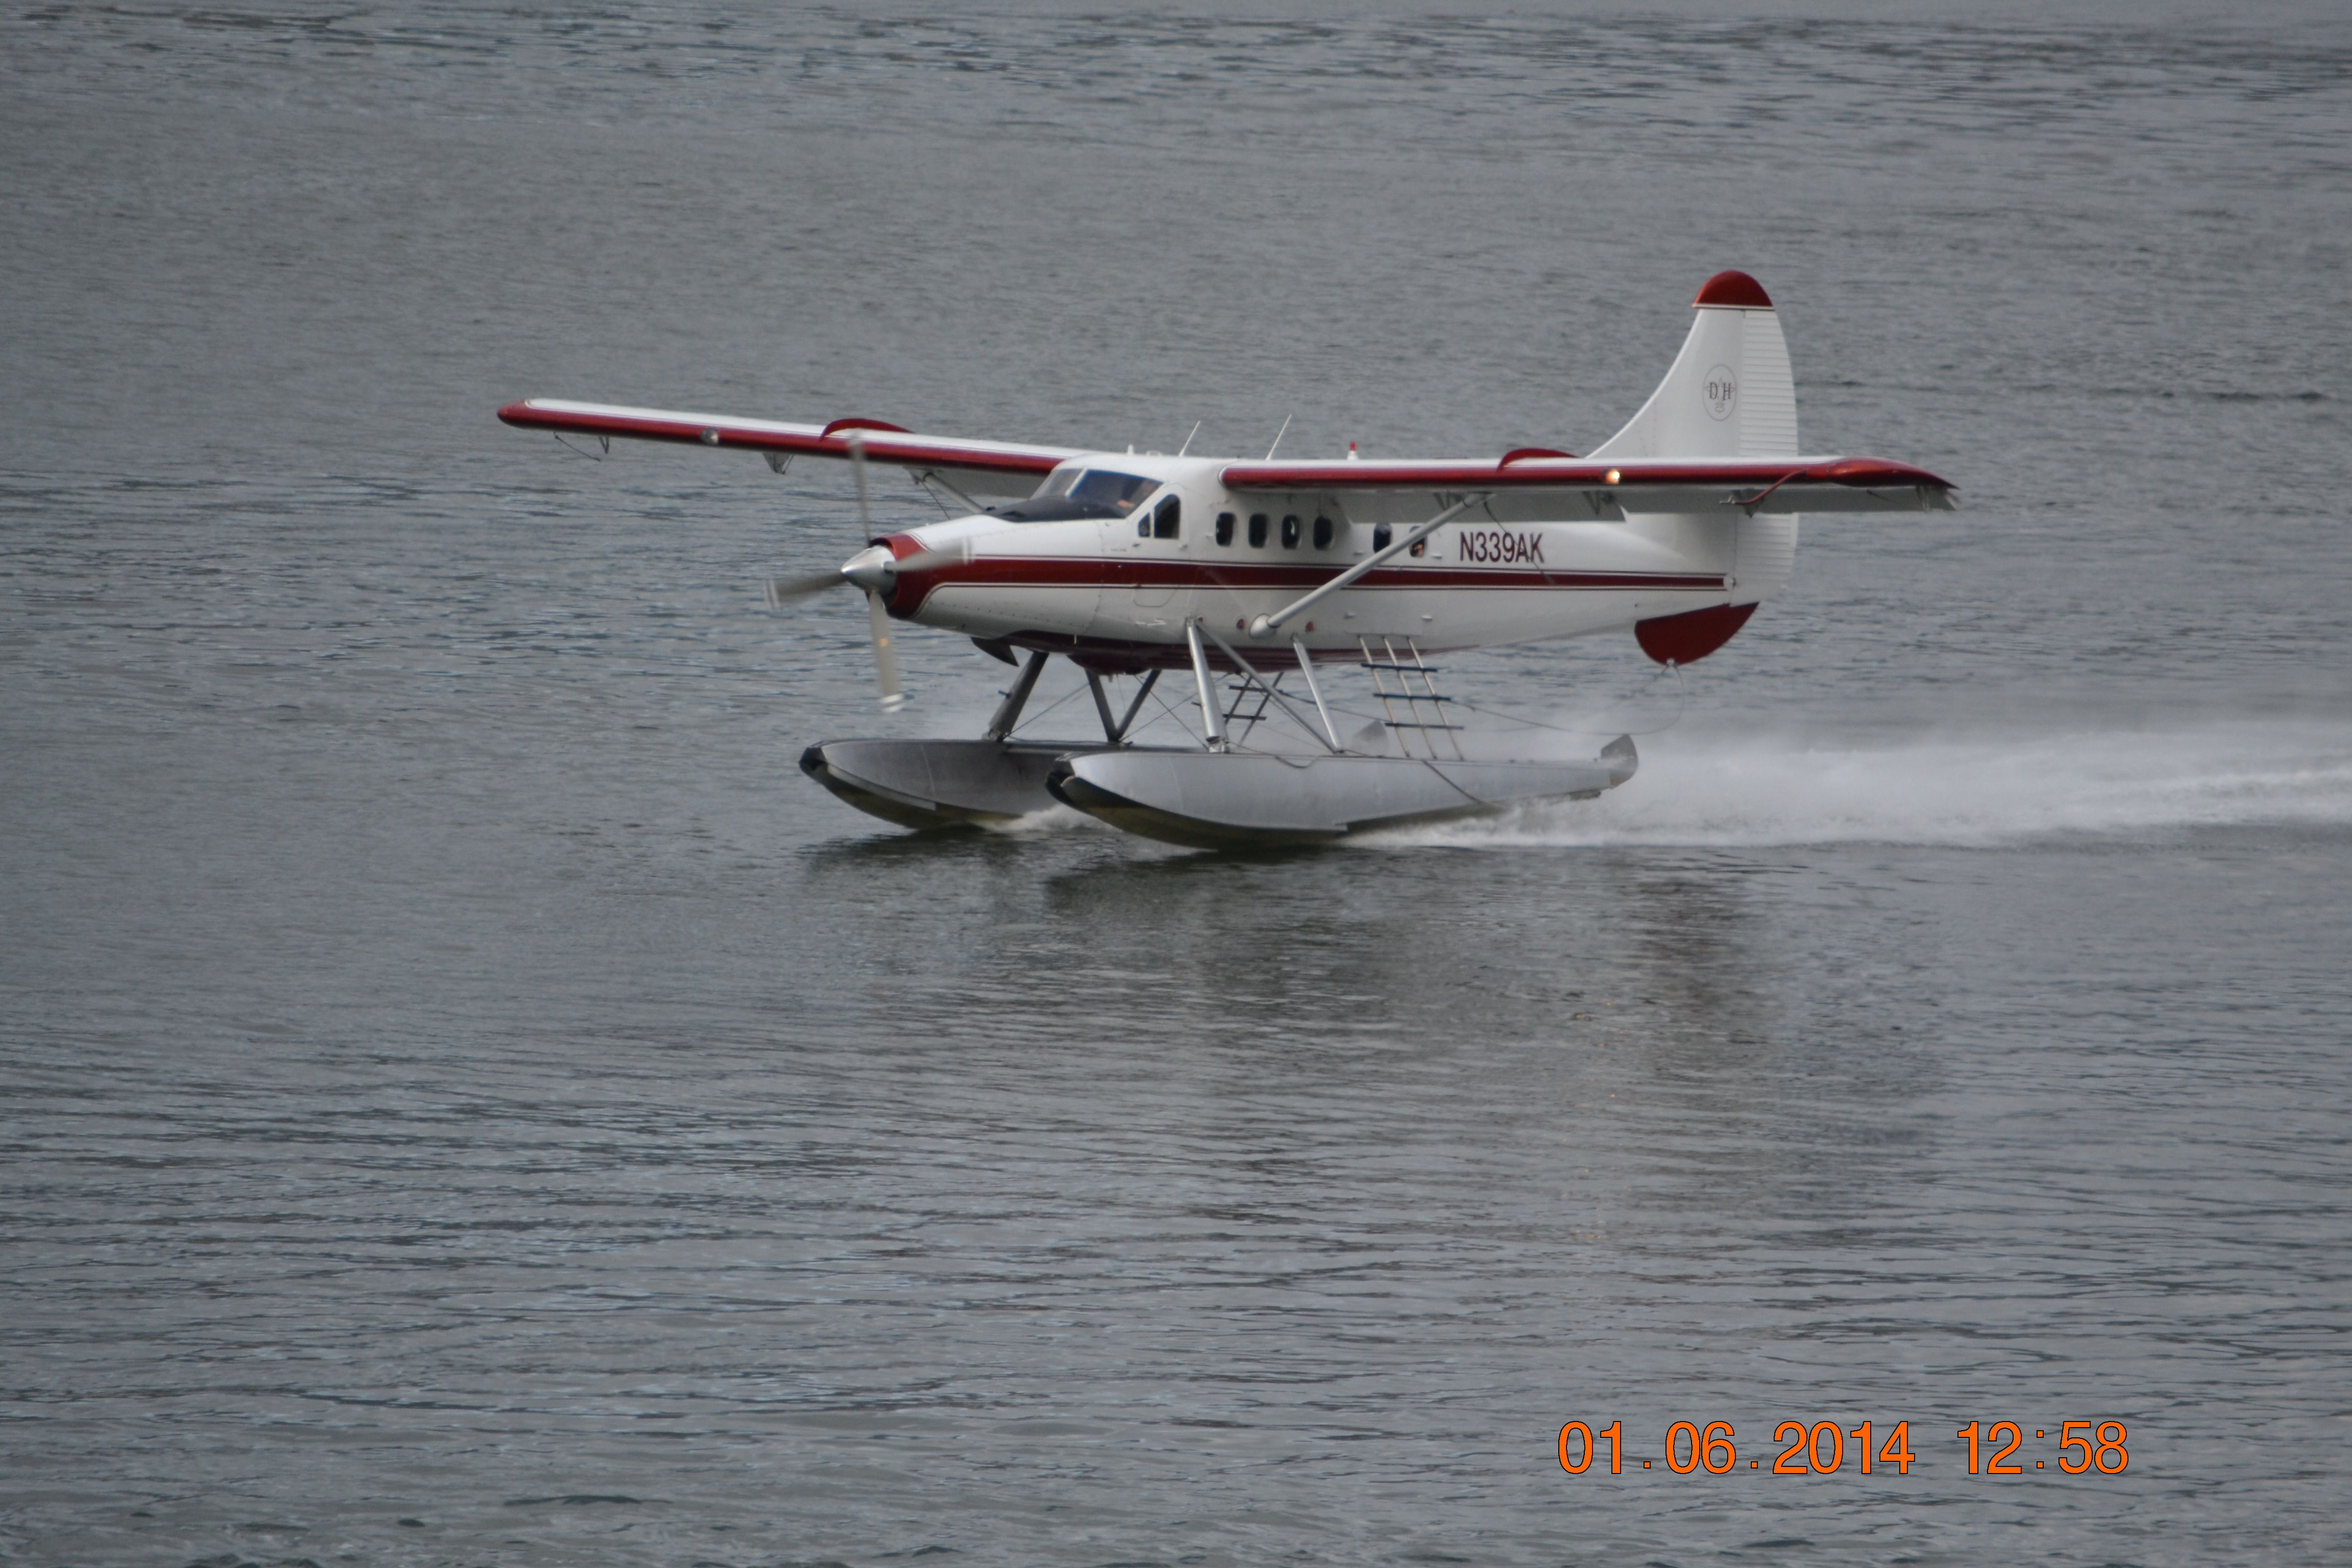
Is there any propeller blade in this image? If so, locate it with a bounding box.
[866,588,905,712]
[764,571,846,606]
[847,432,873,538]
[847,436,910,708]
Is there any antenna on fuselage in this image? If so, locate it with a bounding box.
[1177,420,1201,458]
[1264,414,1292,461]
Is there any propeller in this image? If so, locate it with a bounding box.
[846,435,906,712]
[760,436,982,709]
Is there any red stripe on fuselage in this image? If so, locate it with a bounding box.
[886,555,1725,617]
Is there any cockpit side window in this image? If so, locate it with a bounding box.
[995,469,1161,523]
[1152,497,1181,540]
[1072,470,1160,514]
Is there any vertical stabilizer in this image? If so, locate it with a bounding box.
[1602,272,1803,641]
[1588,271,1799,462]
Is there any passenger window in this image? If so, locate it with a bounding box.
[1153,497,1181,540]
[1312,515,1334,550]
[1215,511,1235,546]
[1281,514,1301,549]
[1248,512,1269,548]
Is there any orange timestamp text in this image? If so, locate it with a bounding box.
[1556,1419,2131,1476]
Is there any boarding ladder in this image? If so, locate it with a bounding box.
[1222,669,1286,746]
[1360,636,1464,760]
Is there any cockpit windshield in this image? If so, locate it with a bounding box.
[993,469,1161,523]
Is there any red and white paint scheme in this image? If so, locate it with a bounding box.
[500,271,1955,845]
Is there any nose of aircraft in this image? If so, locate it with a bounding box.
[842,544,897,592]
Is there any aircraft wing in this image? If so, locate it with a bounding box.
[1219,455,1956,520]
[497,399,1084,498]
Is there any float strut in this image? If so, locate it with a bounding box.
[1291,637,1342,751]
[984,649,1050,740]
[1198,622,1340,755]
[1088,669,1159,743]
[1185,622,1228,751]
[1085,672,1118,741]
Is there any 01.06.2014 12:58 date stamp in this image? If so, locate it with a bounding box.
[1557,1420,2132,1477]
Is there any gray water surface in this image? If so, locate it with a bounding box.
[5,6,2350,1565]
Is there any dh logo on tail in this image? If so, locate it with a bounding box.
[1704,364,1738,421]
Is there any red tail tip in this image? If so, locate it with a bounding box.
[1694,270,1772,309]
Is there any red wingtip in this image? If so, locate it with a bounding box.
[1694,270,1772,309]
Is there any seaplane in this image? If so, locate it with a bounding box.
[499,270,1954,847]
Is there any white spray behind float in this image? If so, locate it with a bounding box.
[1361,719,2352,850]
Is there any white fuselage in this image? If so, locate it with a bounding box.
[875,454,1793,668]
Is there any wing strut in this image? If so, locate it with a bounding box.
[1247,494,1485,641]
[916,470,986,514]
